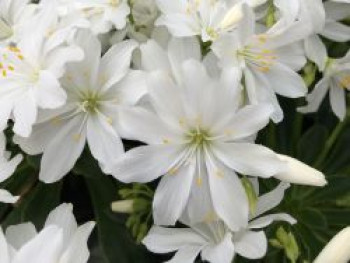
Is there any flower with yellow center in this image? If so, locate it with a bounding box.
[15,30,145,184]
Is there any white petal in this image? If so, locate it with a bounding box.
[266,62,307,98]
[215,104,273,141]
[314,227,350,263]
[206,159,249,231]
[167,246,202,263]
[142,226,206,254]
[140,40,171,72]
[110,145,183,183]
[0,228,10,263]
[5,223,37,250]
[118,107,181,144]
[249,213,296,229]
[213,143,286,178]
[13,93,37,137]
[325,1,350,20]
[35,70,67,109]
[44,203,77,244]
[87,115,124,174]
[274,154,327,186]
[99,40,138,91]
[0,189,20,204]
[255,182,290,216]
[156,14,200,38]
[298,77,330,114]
[153,160,195,226]
[322,21,350,42]
[59,222,95,263]
[201,233,235,263]
[13,226,63,263]
[330,84,346,120]
[39,116,86,183]
[304,35,328,71]
[235,231,267,259]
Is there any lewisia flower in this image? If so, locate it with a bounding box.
[212,5,308,122]
[0,203,95,263]
[314,227,350,263]
[57,0,130,34]
[15,30,144,183]
[143,183,296,263]
[299,51,350,120]
[0,0,37,45]
[155,0,244,42]
[0,132,22,203]
[111,58,289,230]
[0,2,84,137]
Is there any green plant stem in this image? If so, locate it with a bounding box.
[314,115,349,169]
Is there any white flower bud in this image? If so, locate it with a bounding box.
[274,154,327,187]
[314,227,350,263]
[111,200,134,214]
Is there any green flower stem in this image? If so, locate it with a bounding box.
[314,112,349,169]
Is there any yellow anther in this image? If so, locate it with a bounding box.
[106,117,113,125]
[2,70,7,77]
[258,35,267,43]
[72,134,81,142]
[17,54,24,60]
[258,66,271,73]
[162,138,170,144]
[340,75,350,89]
[215,169,224,178]
[196,177,203,186]
[51,117,62,126]
[168,167,178,175]
[8,65,14,71]
[204,211,217,223]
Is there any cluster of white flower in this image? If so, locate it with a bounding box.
[0,0,348,262]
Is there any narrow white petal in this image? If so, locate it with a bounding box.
[153,161,195,226]
[201,233,235,263]
[142,226,206,253]
[0,189,20,204]
[0,228,10,263]
[213,143,286,178]
[249,213,296,229]
[110,145,183,183]
[39,116,86,183]
[304,35,328,71]
[234,231,267,259]
[330,84,346,120]
[255,182,290,216]
[5,223,37,250]
[59,222,95,263]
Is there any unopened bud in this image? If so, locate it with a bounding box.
[274,154,327,187]
[314,227,350,263]
[111,200,134,214]
[218,4,243,31]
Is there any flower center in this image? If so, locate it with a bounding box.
[80,93,100,114]
[238,45,277,73]
[188,129,210,147]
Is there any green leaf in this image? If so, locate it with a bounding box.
[2,181,62,229]
[297,125,329,165]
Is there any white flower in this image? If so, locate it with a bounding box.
[299,51,350,120]
[155,0,244,42]
[314,227,350,263]
[57,0,130,34]
[0,203,95,263]
[0,3,85,137]
[15,30,144,183]
[0,133,22,203]
[110,58,289,230]
[0,0,37,45]
[143,183,296,263]
[212,5,308,122]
